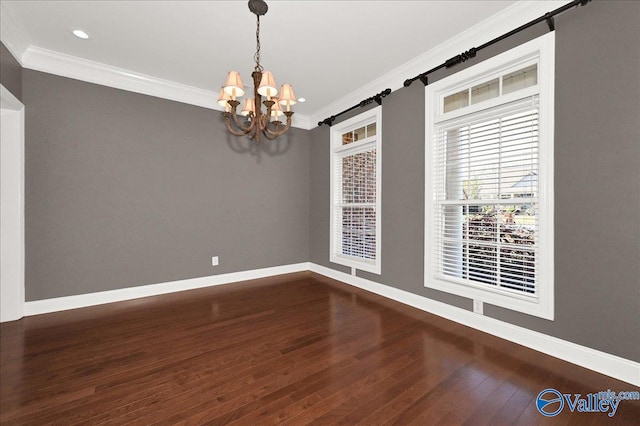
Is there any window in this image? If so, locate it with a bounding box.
[425,33,554,319]
[330,107,382,274]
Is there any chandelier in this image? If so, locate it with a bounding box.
[217,0,296,143]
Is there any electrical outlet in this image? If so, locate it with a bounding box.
[473,300,483,315]
[211,256,219,266]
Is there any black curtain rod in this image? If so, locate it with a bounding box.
[318,88,391,127]
[403,0,591,88]
[318,0,591,127]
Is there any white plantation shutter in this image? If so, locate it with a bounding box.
[433,96,539,297]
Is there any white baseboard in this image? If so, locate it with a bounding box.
[309,263,640,387]
[24,262,310,316]
[21,261,639,386]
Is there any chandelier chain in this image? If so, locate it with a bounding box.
[254,15,263,72]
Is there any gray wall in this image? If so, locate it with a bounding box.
[24,70,310,300]
[0,41,22,101]
[309,1,640,362]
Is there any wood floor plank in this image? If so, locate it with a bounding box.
[1,272,638,425]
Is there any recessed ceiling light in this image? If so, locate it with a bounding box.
[72,29,90,39]
[298,97,306,103]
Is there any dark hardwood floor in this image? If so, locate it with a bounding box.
[1,272,638,425]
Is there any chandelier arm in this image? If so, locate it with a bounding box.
[223,115,253,137]
[264,123,290,138]
[263,116,293,138]
[224,120,251,137]
[262,121,288,140]
[229,111,258,134]
[262,131,280,141]
[223,100,253,134]
[258,113,270,132]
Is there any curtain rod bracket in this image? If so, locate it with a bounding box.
[545,13,555,31]
[419,74,429,86]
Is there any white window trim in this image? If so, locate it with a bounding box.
[425,32,554,320]
[330,106,382,274]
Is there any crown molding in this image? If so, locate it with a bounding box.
[309,0,573,127]
[290,114,313,131]
[20,46,314,130]
[22,46,222,111]
[0,2,29,65]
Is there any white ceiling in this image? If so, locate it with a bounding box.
[3,1,548,123]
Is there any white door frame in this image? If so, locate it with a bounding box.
[1,84,25,322]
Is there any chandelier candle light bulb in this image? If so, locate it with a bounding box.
[223,71,245,99]
[241,98,256,117]
[270,102,284,119]
[257,71,277,98]
[217,88,232,112]
[218,0,296,143]
[278,83,296,112]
